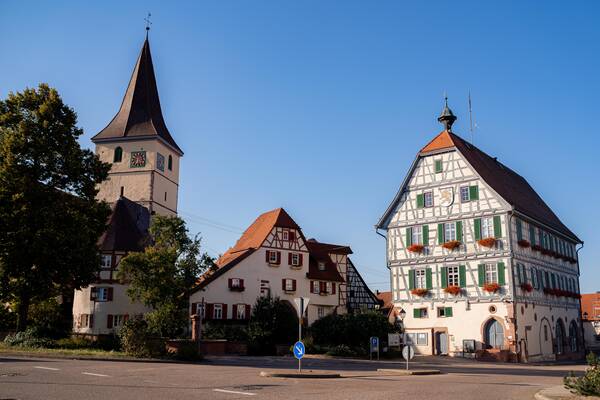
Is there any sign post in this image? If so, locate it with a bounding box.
[402,344,415,370]
[370,336,379,361]
[293,297,310,373]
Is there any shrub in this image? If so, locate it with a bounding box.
[247,296,297,355]
[564,352,600,396]
[203,323,248,342]
[118,317,165,358]
[54,337,94,349]
[145,303,187,339]
[326,344,356,357]
[28,298,70,339]
[0,305,16,331]
[3,327,54,348]
[172,340,201,361]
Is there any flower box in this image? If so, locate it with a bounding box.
[444,285,462,296]
[483,283,500,293]
[478,237,497,248]
[531,244,542,252]
[410,288,429,297]
[407,244,425,254]
[543,287,556,296]
[442,240,461,250]
[517,239,531,248]
[520,283,533,293]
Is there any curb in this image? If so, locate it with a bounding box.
[377,368,441,376]
[260,371,341,379]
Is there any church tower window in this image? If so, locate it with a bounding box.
[113,146,123,163]
[168,155,173,171]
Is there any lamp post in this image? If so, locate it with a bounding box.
[397,308,407,333]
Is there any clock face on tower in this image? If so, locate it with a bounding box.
[130,151,147,168]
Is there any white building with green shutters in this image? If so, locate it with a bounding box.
[376,102,584,362]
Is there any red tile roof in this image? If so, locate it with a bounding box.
[581,293,600,321]
[305,240,347,282]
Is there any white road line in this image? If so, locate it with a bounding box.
[34,366,60,371]
[82,372,110,377]
[213,389,257,396]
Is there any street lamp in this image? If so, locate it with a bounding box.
[396,309,407,333]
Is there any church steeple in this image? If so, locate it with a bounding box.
[92,37,183,155]
[437,96,457,132]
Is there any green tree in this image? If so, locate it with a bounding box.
[0,84,111,331]
[117,216,215,337]
[247,296,297,355]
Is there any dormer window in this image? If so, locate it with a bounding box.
[318,262,326,271]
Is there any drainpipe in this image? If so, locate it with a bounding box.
[576,243,585,354]
[507,210,519,358]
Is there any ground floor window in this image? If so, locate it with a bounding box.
[213,304,223,320]
[413,307,428,318]
[237,304,246,320]
[317,306,326,319]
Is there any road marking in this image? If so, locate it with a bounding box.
[213,389,257,396]
[82,372,110,377]
[34,366,60,371]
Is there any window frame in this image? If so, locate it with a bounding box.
[236,305,246,320]
[213,304,223,320]
[447,265,459,287]
[417,332,428,345]
[424,191,434,208]
[101,255,112,269]
[113,147,123,163]
[269,251,278,264]
[460,186,470,202]
[485,263,498,284]
[96,287,109,302]
[317,306,326,319]
[282,231,289,241]
[285,279,295,292]
[415,269,427,289]
[481,217,494,238]
[434,159,443,173]
[411,226,423,245]
[444,222,457,242]
[291,253,300,266]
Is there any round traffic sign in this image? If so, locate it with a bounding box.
[293,341,305,360]
[402,345,415,360]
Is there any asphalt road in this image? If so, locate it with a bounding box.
[0,354,587,400]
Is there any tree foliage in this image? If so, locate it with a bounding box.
[0,84,111,331]
[247,296,297,355]
[117,216,215,337]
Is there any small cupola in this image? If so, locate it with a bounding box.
[437,97,457,132]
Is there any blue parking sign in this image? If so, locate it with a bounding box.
[293,341,305,360]
[370,336,379,351]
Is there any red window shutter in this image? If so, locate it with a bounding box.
[107,314,113,328]
[288,253,292,265]
[191,303,197,315]
[228,278,232,288]
[90,287,97,301]
[332,283,336,294]
[310,281,314,293]
[320,282,325,293]
[222,304,228,320]
[276,251,281,265]
[232,304,238,320]
[289,231,295,241]
[240,279,244,288]
[292,279,296,291]
[89,314,94,328]
[265,250,271,262]
[299,254,303,265]
[107,287,113,301]
[245,304,251,320]
[282,279,286,290]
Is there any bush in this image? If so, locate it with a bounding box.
[3,327,54,348]
[247,296,298,356]
[145,303,187,338]
[172,340,201,361]
[564,352,600,396]
[118,317,165,358]
[326,344,356,357]
[203,323,248,342]
[28,298,71,339]
[0,305,16,331]
[54,337,95,349]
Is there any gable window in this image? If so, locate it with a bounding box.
[282,231,289,241]
[213,304,223,320]
[101,255,112,269]
[168,155,173,171]
[229,278,244,291]
[485,264,498,284]
[435,159,443,173]
[444,222,456,242]
[318,261,326,271]
[424,191,433,207]
[447,266,459,287]
[460,185,479,202]
[113,147,123,163]
[415,269,427,289]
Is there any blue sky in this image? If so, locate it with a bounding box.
[1,1,599,293]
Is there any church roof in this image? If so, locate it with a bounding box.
[92,37,183,155]
[98,197,151,252]
[377,127,581,243]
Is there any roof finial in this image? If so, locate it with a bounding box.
[144,12,152,38]
[438,94,457,132]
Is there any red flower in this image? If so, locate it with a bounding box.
[444,285,462,296]
[483,283,501,293]
[442,240,461,250]
[520,283,533,293]
[517,239,531,248]
[407,244,425,254]
[478,237,497,248]
[410,288,429,297]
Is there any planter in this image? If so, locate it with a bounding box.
[407,244,425,254]
[520,283,533,293]
[410,288,429,297]
[483,283,501,293]
[517,239,531,248]
[543,287,556,296]
[478,237,497,248]
[444,285,462,296]
[442,240,461,250]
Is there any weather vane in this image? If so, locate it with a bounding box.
[144,12,152,32]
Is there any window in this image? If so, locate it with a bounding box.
[213,304,223,320]
[438,307,453,318]
[435,159,443,173]
[156,153,165,171]
[317,306,326,319]
[417,333,428,345]
[444,222,456,242]
[101,255,112,269]
[406,333,416,343]
[415,269,426,289]
[260,280,270,297]
[481,217,494,238]
[164,192,167,201]
[237,305,246,320]
[447,266,459,287]
[411,226,423,245]
[81,314,91,328]
[291,253,300,266]
[268,250,279,264]
[120,186,125,197]
[168,155,173,171]
[531,267,537,289]
[230,278,243,289]
[544,325,549,341]
[318,261,326,271]
[96,287,109,302]
[424,191,433,207]
[285,279,295,292]
[311,281,319,294]
[485,264,498,284]
[460,186,470,202]
[111,315,125,328]
[282,231,289,241]
[326,282,332,294]
[113,147,123,163]
[414,308,428,318]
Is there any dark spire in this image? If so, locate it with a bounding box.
[437,96,457,132]
[92,36,183,155]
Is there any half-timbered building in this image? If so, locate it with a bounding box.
[376,101,584,362]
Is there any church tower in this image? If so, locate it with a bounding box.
[92,35,183,216]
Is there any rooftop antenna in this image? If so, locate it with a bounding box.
[144,12,152,37]
[468,90,474,143]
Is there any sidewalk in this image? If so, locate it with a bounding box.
[535,385,600,400]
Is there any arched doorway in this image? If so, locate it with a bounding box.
[484,319,505,349]
[555,319,566,355]
[539,319,553,357]
[569,321,579,353]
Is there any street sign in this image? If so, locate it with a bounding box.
[293,341,305,360]
[370,336,379,352]
[402,345,415,360]
[293,297,310,318]
[388,333,400,347]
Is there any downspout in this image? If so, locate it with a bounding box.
[375,227,391,308]
[576,242,585,353]
[507,209,519,358]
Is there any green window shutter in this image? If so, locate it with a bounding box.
[426,268,433,290]
[459,265,466,287]
[538,269,544,289]
[474,218,482,241]
[516,219,522,241]
[456,221,463,242]
[406,228,413,247]
[445,307,453,317]
[422,225,429,245]
[440,267,448,289]
[435,159,443,173]
[414,308,420,318]
[478,264,485,286]
[469,185,479,200]
[516,264,522,285]
[438,224,445,244]
[551,273,556,289]
[497,262,506,285]
[493,215,502,238]
[529,226,535,245]
[538,230,544,249]
[416,194,424,208]
[408,269,415,290]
